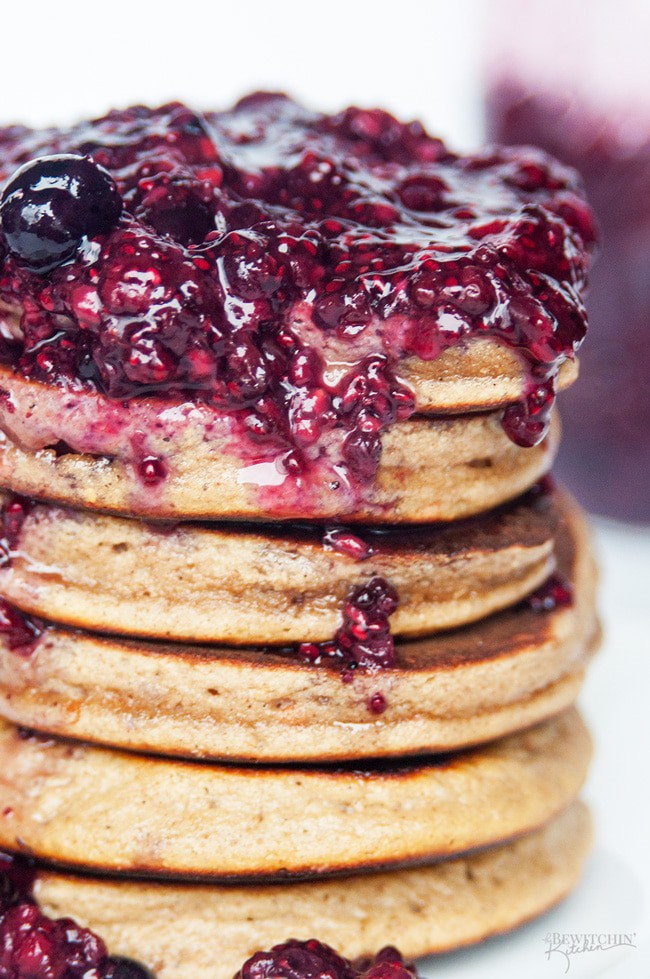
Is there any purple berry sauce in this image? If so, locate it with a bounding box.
[0,854,153,979]
[0,497,30,568]
[0,96,595,495]
[236,939,418,979]
[0,600,44,654]
[322,527,375,561]
[299,575,398,673]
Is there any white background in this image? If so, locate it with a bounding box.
[2,1,648,975]
[1,0,486,147]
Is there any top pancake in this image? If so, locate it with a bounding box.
[0,96,593,522]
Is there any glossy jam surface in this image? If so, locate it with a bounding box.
[298,576,399,674]
[0,856,153,979]
[0,156,122,274]
[0,497,30,564]
[0,95,595,491]
[237,940,417,979]
[0,600,43,654]
[488,81,650,521]
[322,527,375,561]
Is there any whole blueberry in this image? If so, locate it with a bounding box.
[103,955,156,979]
[0,153,123,273]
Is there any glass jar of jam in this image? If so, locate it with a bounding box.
[485,0,650,523]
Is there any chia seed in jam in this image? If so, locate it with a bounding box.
[0,95,595,493]
[298,575,399,673]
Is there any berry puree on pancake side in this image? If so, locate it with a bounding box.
[0,94,599,979]
[0,95,594,519]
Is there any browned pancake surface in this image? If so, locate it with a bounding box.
[0,493,598,761]
[0,487,559,643]
[0,710,590,878]
[33,802,592,979]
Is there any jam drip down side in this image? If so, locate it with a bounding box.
[0,497,30,568]
[296,575,399,713]
[0,600,44,656]
[0,96,596,498]
[298,576,399,676]
[525,574,573,611]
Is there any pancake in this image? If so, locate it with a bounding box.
[0,709,590,879]
[0,487,559,645]
[0,494,598,761]
[33,801,592,979]
[400,344,578,412]
[0,367,559,521]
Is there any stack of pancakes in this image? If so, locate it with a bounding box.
[0,98,599,979]
[0,381,598,979]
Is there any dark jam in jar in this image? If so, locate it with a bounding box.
[487,81,650,522]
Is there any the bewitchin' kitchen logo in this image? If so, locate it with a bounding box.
[543,931,637,972]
